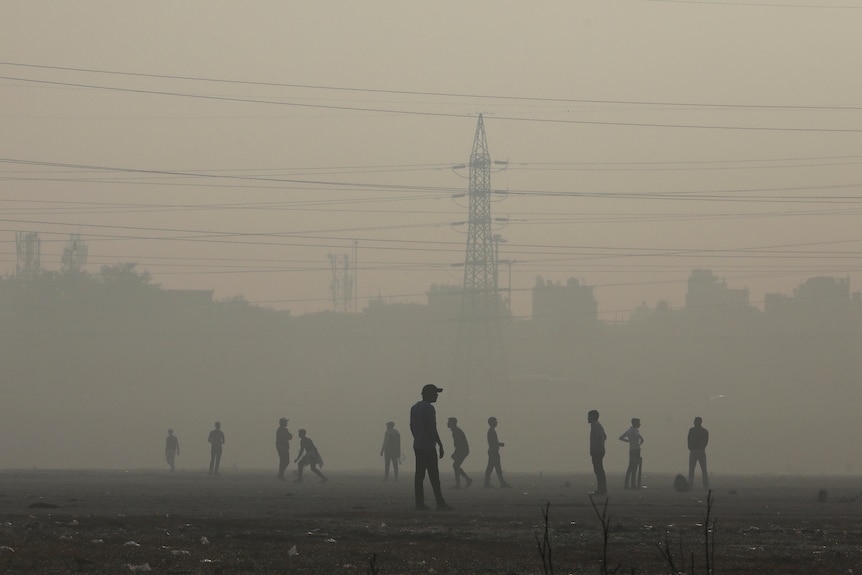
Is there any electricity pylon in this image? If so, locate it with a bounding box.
[452,114,507,406]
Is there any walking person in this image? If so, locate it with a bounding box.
[380,421,401,481]
[447,417,472,489]
[619,418,644,489]
[484,417,511,488]
[276,417,293,480]
[208,421,225,476]
[409,384,451,511]
[688,417,710,489]
[165,429,179,472]
[588,410,607,495]
[294,429,328,483]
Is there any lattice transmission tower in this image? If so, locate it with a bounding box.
[451,114,507,404]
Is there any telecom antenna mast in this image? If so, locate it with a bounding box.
[452,114,506,403]
[61,233,89,273]
[15,231,41,281]
[328,252,353,313]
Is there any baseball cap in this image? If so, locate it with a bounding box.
[421,384,443,395]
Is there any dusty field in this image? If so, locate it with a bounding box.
[0,469,860,574]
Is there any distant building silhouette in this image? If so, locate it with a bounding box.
[531,276,598,333]
[685,269,750,312]
[765,276,853,335]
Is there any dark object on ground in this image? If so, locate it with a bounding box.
[27,502,60,509]
[817,489,828,503]
[673,474,689,492]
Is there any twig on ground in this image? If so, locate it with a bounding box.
[366,552,380,575]
[589,494,612,575]
[534,501,554,575]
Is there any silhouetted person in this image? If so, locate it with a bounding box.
[588,410,607,495]
[447,417,472,489]
[276,417,293,480]
[687,416,709,489]
[484,417,511,488]
[380,421,401,481]
[409,384,450,510]
[165,429,179,472]
[294,428,327,483]
[619,418,644,489]
[208,421,224,476]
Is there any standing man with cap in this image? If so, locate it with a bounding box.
[409,384,451,511]
[276,417,293,480]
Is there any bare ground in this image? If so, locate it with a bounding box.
[0,469,860,574]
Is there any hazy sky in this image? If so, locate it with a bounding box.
[4,1,862,319]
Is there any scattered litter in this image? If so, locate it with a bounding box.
[0,546,15,553]
[380,523,387,528]
[200,536,210,545]
[91,539,104,544]
[60,535,73,541]
[288,545,298,557]
[68,520,79,526]
[171,549,190,556]
[325,538,337,543]
[201,559,219,563]
[123,541,141,547]
[126,563,152,572]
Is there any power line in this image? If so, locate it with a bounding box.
[645,0,862,8]
[4,60,862,110]
[4,74,862,133]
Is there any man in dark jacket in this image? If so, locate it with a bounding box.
[588,410,607,495]
[380,421,401,481]
[484,417,511,488]
[276,417,293,480]
[687,417,710,489]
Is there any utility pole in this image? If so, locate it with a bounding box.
[452,114,507,405]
